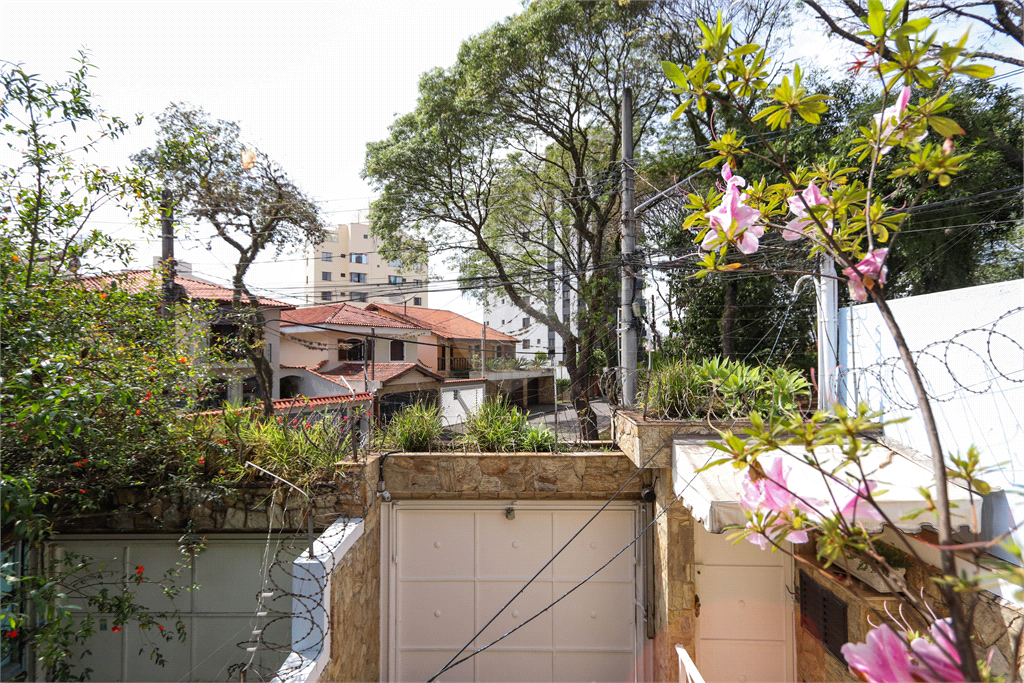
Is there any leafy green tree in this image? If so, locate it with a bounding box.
[133,104,326,416]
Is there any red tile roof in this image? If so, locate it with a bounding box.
[321,362,444,383]
[194,392,371,416]
[281,303,417,329]
[77,270,291,308]
[444,377,487,385]
[279,363,355,391]
[366,304,519,342]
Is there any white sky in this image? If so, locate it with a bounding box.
[2,1,1019,323]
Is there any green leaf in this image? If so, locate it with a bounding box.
[866,0,886,36]
[671,100,692,121]
[928,116,965,137]
[955,64,995,79]
[661,61,689,88]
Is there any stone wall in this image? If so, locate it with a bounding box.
[381,452,641,499]
[320,458,382,682]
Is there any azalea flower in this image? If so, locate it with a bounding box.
[872,87,927,153]
[833,480,883,521]
[910,620,964,682]
[782,182,833,241]
[739,456,819,546]
[843,249,889,302]
[842,624,917,683]
[701,167,764,254]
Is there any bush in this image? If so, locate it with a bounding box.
[556,378,571,397]
[381,403,443,452]
[638,357,810,420]
[459,397,556,452]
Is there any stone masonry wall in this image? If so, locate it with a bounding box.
[381,452,641,499]
[320,457,382,683]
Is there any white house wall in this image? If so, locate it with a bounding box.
[837,279,1024,578]
[441,383,485,426]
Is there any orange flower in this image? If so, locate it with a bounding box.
[100,293,107,299]
[79,488,86,494]
[198,457,205,464]
[112,626,121,633]
[135,565,144,575]
[135,410,141,416]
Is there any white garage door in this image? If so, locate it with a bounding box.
[387,501,641,683]
[48,534,300,682]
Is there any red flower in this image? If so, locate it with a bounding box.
[158,625,164,631]
[79,489,86,494]
[198,457,205,465]
[6,630,17,638]
[99,293,108,300]
[135,565,144,575]
[112,626,121,632]
[135,410,141,416]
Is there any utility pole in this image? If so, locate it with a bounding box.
[620,86,638,408]
[816,255,839,410]
[160,189,175,319]
[481,311,487,381]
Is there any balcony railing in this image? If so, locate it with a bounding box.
[676,644,706,683]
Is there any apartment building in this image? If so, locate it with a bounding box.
[304,222,427,308]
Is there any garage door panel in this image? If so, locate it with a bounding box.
[193,615,289,682]
[125,620,192,682]
[54,542,125,608]
[697,566,786,641]
[399,650,476,683]
[477,510,553,578]
[476,650,553,683]
[128,543,195,613]
[399,510,475,578]
[697,528,787,567]
[697,639,788,683]
[553,650,637,683]
[475,580,553,648]
[194,542,272,613]
[399,580,476,647]
[552,580,634,651]
[552,511,634,580]
[67,615,124,682]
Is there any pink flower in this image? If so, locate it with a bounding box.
[842,624,917,683]
[702,167,764,254]
[833,481,884,522]
[739,456,818,547]
[782,182,832,241]
[910,620,963,682]
[872,87,927,153]
[843,249,889,302]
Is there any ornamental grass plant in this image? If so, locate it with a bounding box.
[459,397,557,452]
[638,357,810,420]
[380,402,444,452]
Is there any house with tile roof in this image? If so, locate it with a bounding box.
[78,266,292,406]
[366,303,555,410]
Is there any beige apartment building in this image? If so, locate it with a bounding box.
[304,222,428,308]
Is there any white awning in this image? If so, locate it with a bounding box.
[672,435,981,534]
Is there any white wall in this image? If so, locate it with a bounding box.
[440,382,485,426]
[837,279,1024,572]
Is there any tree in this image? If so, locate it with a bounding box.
[800,0,1023,66]
[133,105,327,416]
[658,4,1014,677]
[1,55,207,680]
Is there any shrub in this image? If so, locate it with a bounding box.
[556,378,571,397]
[382,402,443,452]
[460,397,556,452]
[638,357,810,420]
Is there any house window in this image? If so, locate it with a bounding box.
[388,275,406,284]
[389,259,401,267]
[351,292,367,302]
[363,234,369,239]
[413,297,422,306]
[523,339,530,350]
[390,339,405,361]
[350,273,367,283]
[209,322,249,360]
[321,291,333,301]
[341,338,365,361]
[325,233,338,243]
[322,252,332,262]
[321,271,332,281]
[350,253,367,264]
[522,317,530,328]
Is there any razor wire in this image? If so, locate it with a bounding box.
[835,306,1024,411]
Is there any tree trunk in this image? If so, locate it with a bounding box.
[720,278,738,361]
[564,339,599,441]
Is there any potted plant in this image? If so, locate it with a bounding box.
[848,541,914,593]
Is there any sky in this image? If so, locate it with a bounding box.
[2,0,1019,324]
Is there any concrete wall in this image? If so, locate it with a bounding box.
[440,382,486,426]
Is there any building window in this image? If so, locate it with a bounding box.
[341,338,364,361]
[350,253,367,264]
[523,339,530,350]
[321,271,332,281]
[350,272,366,283]
[522,317,530,328]
[322,252,332,262]
[321,291,332,301]
[390,339,405,361]
[389,259,401,267]
[325,233,338,242]
[363,234,369,239]
[413,297,422,306]
[388,275,405,284]
[351,292,367,302]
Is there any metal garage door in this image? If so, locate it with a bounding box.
[386,501,641,683]
[49,534,300,682]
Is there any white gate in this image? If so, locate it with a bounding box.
[384,501,643,683]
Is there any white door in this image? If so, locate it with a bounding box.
[694,526,795,683]
[387,501,641,683]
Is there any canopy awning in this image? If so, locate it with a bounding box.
[671,434,981,534]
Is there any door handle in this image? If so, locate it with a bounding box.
[694,594,701,618]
